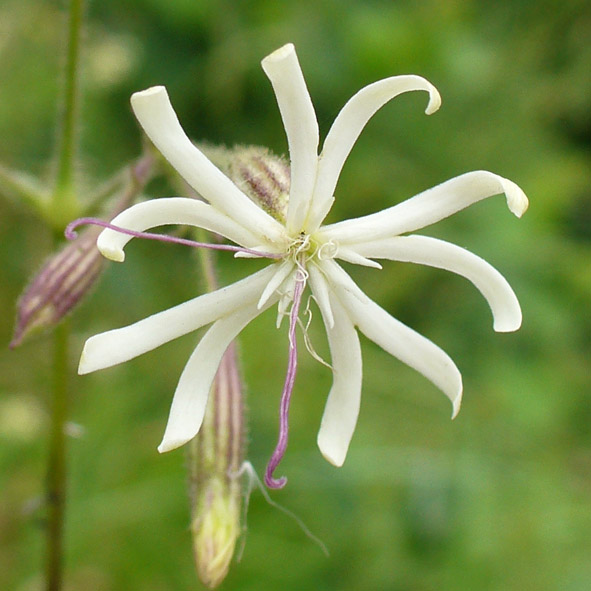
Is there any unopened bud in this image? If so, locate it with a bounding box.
[188,343,244,588]
[201,145,290,223]
[10,154,155,348]
[10,226,103,348]
[192,479,241,589]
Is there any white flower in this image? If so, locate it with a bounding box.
[78,44,528,487]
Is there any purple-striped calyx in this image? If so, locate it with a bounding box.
[202,145,290,223]
[11,226,104,348]
[189,344,243,588]
[76,44,528,489]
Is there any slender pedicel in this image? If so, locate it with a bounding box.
[65,218,283,259]
[264,270,306,489]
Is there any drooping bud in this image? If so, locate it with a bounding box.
[188,343,244,588]
[200,145,290,223]
[10,154,155,348]
[10,225,104,348]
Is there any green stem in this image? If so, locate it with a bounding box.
[45,319,70,591]
[44,1,86,582]
[51,0,85,224]
[195,228,219,292]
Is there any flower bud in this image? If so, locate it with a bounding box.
[11,154,155,348]
[202,144,290,223]
[192,479,241,589]
[188,343,244,588]
[10,226,103,348]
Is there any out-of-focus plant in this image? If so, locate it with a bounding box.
[1,1,155,589]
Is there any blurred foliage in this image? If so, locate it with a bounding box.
[1,0,591,590]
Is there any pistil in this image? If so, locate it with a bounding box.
[65,218,282,260]
[264,267,306,488]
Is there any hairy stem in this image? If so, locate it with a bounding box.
[51,0,85,224]
[44,1,85,586]
[45,319,70,591]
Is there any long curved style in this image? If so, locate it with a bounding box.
[78,43,528,488]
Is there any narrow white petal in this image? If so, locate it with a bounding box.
[308,75,441,230]
[352,235,522,332]
[158,301,270,452]
[307,264,334,329]
[261,44,319,234]
[323,171,529,244]
[78,265,276,374]
[316,293,362,467]
[275,273,296,329]
[97,197,264,262]
[130,86,284,244]
[335,245,383,269]
[323,260,462,418]
[257,260,295,309]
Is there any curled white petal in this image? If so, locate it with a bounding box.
[352,235,522,332]
[262,44,319,234]
[97,197,264,262]
[78,265,276,375]
[158,299,273,453]
[307,75,441,231]
[323,260,462,418]
[315,293,362,467]
[307,264,334,329]
[130,86,284,244]
[323,171,529,244]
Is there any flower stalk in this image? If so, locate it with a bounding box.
[42,1,85,587]
[45,319,70,591]
[51,0,85,226]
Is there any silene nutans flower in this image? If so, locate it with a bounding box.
[71,44,528,488]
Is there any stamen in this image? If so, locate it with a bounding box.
[264,272,306,489]
[317,239,338,260]
[65,217,282,260]
[298,296,332,369]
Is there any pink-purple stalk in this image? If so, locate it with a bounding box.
[65,218,282,260]
[264,271,305,488]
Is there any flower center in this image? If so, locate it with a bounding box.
[285,232,337,265]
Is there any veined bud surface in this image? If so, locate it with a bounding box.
[192,478,241,589]
[11,154,155,348]
[10,226,104,348]
[188,343,244,588]
[201,145,290,223]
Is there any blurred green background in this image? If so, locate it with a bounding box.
[1,0,591,589]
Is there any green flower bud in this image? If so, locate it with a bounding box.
[188,343,244,588]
